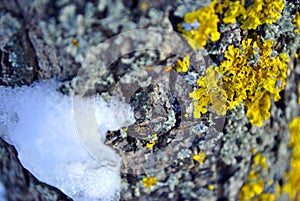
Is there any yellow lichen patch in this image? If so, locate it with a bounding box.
[72,38,79,47]
[298,83,300,104]
[252,153,268,170]
[240,0,284,30]
[189,38,288,126]
[246,92,271,127]
[142,176,157,189]
[136,125,146,132]
[240,181,265,200]
[193,150,206,164]
[189,87,210,118]
[250,148,257,154]
[217,0,284,29]
[146,141,155,149]
[175,54,190,73]
[178,0,220,48]
[282,117,300,200]
[189,66,227,118]
[216,0,245,24]
[293,12,300,34]
[247,170,258,181]
[146,134,158,149]
[239,152,271,201]
[254,193,275,201]
[229,40,287,123]
[208,185,215,190]
[288,117,300,148]
[180,0,284,48]
[140,1,148,11]
[121,127,128,132]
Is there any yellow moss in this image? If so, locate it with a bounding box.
[142,176,157,189]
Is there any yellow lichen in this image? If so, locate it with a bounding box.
[175,54,190,73]
[142,176,157,189]
[252,153,268,170]
[140,1,148,11]
[180,0,284,47]
[216,0,246,24]
[293,12,300,34]
[146,141,156,149]
[72,38,79,47]
[178,0,220,48]
[146,134,158,149]
[208,185,215,190]
[245,92,271,127]
[240,181,265,200]
[254,193,275,201]
[240,0,284,30]
[217,0,284,30]
[282,117,300,200]
[239,153,271,201]
[189,66,227,118]
[190,38,288,126]
[193,150,206,164]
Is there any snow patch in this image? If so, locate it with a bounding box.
[0,79,135,201]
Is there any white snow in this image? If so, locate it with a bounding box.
[0,79,135,201]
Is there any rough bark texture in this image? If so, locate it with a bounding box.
[1,0,300,201]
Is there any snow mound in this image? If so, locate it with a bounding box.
[0,79,135,201]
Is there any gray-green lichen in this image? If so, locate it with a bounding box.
[1,0,300,200]
[0,12,21,49]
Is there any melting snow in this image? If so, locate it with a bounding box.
[0,79,135,201]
